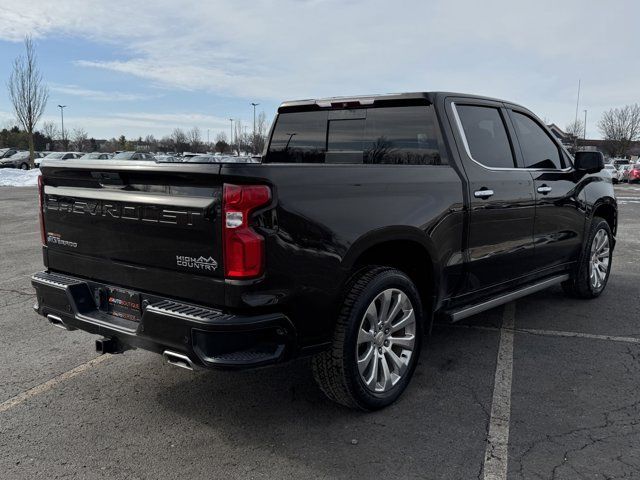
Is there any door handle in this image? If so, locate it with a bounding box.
[537,185,552,194]
[474,189,494,199]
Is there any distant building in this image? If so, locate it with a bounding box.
[547,124,575,147]
[576,139,640,159]
[546,124,640,159]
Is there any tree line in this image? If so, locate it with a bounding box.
[0,121,272,156]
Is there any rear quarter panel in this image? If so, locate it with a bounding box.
[221,163,465,346]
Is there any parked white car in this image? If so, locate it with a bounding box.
[35,152,83,168]
[155,155,180,163]
[604,164,620,184]
[79,152,113,160]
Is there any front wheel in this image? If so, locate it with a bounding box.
[20,163,29,170]
[562,217,613,298]
[312,267,423,410]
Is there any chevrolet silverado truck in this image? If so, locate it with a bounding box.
[32,92,617,410]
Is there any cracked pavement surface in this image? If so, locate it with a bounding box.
[0,184,639,479]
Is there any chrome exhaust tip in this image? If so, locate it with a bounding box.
[162,350,196,371]
[47,314,76,331]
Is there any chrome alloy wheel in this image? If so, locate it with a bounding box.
[356,288,416,393]
[589,229,610,290]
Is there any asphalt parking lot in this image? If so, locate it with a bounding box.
[1,184,639,480]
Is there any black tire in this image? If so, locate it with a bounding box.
[562,217,613,299]
[312,266,423,410]
[20,163,29,170]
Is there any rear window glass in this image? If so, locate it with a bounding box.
[364,107,441,165]
[267,111,328,163]
[265,106,443,165]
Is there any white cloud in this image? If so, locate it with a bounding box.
[49,83,158,101]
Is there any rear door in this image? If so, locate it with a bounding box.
[447,98,537,292]
[506,107,585,270]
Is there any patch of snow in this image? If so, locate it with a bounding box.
[0,168,41,187]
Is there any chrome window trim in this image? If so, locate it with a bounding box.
[451,102,573,173]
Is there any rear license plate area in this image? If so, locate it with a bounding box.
[107,287,142,322]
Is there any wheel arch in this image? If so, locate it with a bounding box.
[341,227,441,322]
[592,198,617,237]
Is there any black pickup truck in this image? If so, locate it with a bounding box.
[32,92,617,410]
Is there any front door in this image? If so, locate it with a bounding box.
[448,99,537,293]
[506,108,585,271]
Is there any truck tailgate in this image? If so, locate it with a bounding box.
[40,161,224,306]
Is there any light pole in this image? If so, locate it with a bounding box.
[58,105,67,150]
[583,109,587,140]
[229,118,234,153]
[207,128,210,147]
[251,102,259,153]
[574,79,581,125]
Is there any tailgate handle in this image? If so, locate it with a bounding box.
[91,171,124,186]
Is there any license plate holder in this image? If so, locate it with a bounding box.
[106,287,142,322]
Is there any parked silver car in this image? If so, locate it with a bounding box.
[0,150,44,170]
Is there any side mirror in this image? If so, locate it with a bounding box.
[574,151,604,174]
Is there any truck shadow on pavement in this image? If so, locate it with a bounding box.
[152,310,504,478]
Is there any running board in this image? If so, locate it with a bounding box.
[444,274,570,322]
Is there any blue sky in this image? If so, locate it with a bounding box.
[0,0,638,140]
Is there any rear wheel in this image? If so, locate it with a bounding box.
[562,217,612,298]
[20,163,29,170]
[312,267,423,410]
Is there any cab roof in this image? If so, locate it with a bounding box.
[278,92,515,112]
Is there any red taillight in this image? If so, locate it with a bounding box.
[37,175,46,245]
[222,183,271,279]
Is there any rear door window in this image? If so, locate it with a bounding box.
[455,105,516,169]
[510,111,563,169]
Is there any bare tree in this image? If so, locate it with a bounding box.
[565,119,585,151]
[565,120,584,139]
[143,134,158,152]
[40,121,59,141]
[158,135,173,153]
[187,127,202,152]
[71,128,89,152]
[171,128,187,152]
[7,36,49,167]
[253,111,268,154]
[233,120,250,155]
[598,104,640,158]
[40,120,59,150]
